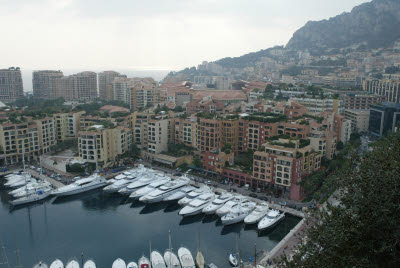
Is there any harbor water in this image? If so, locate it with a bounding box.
[0,179,301,267]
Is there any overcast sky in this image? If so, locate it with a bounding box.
[1,0,369,73]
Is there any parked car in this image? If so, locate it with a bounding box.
[249,193,258,198]
[278,201,287,206]
[1,168,9,172]
[232,188,237,193]
[30,166,35,169]
[37,168,42,173]
[244,184,250,190]
[257,188,261,193]
[206,180,212,186]
[258,196,268,201]
[50,174,56,178]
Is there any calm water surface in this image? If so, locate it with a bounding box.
[0,179,300,267]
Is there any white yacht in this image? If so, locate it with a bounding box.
[7,178,37,188]
[126,262,138,268]
[107,174,126,185]
[10,189,52,206]
[163,186,195,202]
[177,247,195,268]
[112,258,126,268]
[257,210,285,230]
[138,256,151,268]
[118,176,155,195]
[177,187,209,206]
[52,175,107,196]
[9,181,51,197]
[129,178,170,199]
[83,260,96,268]
[221,204,255,225]
[215,198,240,217]
[140,179,189,204]
[202,193,234,214]
[65,259,79,268]
[164,250,181,268]
[33,262,48,268]
[151,251,166,268]
[179,192,215,217]
[13,185,52,198]
[244,203,269,224]
[4,175,34,188]
[49,259,64,268]
[103,178,135,192]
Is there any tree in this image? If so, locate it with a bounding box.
[192,156,202,168]
[277,133,400,267]
[336,141,344,150]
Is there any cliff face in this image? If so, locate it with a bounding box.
[286,0,400,50]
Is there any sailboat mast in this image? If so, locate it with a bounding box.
[168,230,172,268]
[0,239,10,268]
[149,240,152,264]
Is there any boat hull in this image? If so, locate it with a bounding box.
[53,182,107,197]
[258,214,285,230]
[11,192,51,206]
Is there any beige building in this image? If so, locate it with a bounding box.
[132,112,151,149]
[98,71,125,100]
[0,117,56,164]
[174,117,197,148]
[309,123,337,160]
[55,71,98,101]
[55,111,85,142]
[0,67,23,102]
[344,109,370,133]
[147,115,172,154]
[78,125,132,168]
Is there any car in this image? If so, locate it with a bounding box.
[187,169,192,173]
[30,166,35,169]
[309,203,317,209]
[50,174,56,178]
[257,188,261,193]
[232,188,237,193]
[37,168,42,173]
[278,201,287,206]
[212,183,218,187]
[249,193,258,198]
[206,180,212,185]
[258,196,268,201]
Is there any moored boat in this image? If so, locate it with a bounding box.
[257,210,285,230]
[10,190,51,206]
[126,262,138,268]
[164,250,181,268]
[112,258,126,268]
[179,192,215,217]
[34,261,48,268]
[151,251,167,268]
[83,260,96,268]
[140,179,189,204]
[52,175,107,197]
[138,256,151,268]
[244,203,269,225]
[65,259,79,268]
[202,193,234,214]
[163,186,195,202]
[50,259,64,268]
[178,247,195,268]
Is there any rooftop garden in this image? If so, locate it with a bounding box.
[242,112,286,123]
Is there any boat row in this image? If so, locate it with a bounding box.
[32,246,214,268]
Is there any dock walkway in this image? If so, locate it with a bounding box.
[25,169,65,188]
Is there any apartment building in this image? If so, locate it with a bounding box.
[147,115,172,154]
[196,118,222,152]
[0,122,40,165]
[0,117,56,165]
[201,151,234,174]
[363,79,400,103]
[239,119,279,152]
[111,77,135,103]
[344,109,370,133]
[309,123,337,160]
[0,67,24,102]
[369,102,400,136]
[54,111,85,142]
[252,139,321,200]
[132,112,150,149]
[32,70,63,99]
[290,97,344,114]
[278,122,310,139]
[321,112,352,143]
[174,117,197,148]
[98,71,125,100]
[78,125,132,168]
[54,71,98,101]
[131,81,159,111]
[345,93,385,109]
[221,120,239,154]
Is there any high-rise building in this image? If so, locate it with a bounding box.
[369,102,400,136]
[55,72,98,101]
[363,79,400,104]
[32,70,63,99]
[98,71,125,100]
[0,67,23,102]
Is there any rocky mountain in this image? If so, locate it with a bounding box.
[286,0,400,50]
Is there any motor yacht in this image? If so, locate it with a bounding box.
[177,247,195,268]
[4,175,34,188]
[179,192,215,217]
[151,251,166,268]
[112,258,126,268]
[129,178,170,199]
[118,176,155,195]
[103,178,134,192]
[215,198,240,217]
[9,181,51,197]
[164,250,181,268]
[202,193,234,214]
[83,260,96,268]
[244,203,269,224]
[50,259,64,268]
[107,174,126,184]
[139,179,189,204]
[221,205,255,225]
[163,186,195,202]
[52,175,107,196]
[10,189,52,206]
[257,210,285,230]
[65,259,79,268]
[126,262,138,268]
[7,177,37,188]
[138,256,151,268]
[177,187,209,206]
[229,254,238,267]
